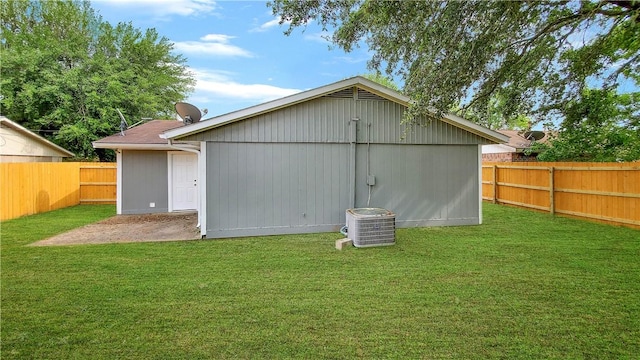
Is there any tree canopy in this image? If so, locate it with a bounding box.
[532,88,640,161]
[270,0,639,125]
[361,72,399,91]
[1,0,194,160]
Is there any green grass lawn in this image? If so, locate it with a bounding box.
[1,204,639,359]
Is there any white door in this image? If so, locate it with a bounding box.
[171,153,198,211]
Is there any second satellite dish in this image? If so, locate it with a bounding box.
[523,130,545,141]
[175,102,202,125]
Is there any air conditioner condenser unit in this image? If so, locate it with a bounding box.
[346,208,396,248]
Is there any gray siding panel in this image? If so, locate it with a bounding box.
[355,99,487,145]
[205,142,478,238]
[181,97,491,145]
[188,98,352,144]
[192,90,487,237]
[206,142,351,238]
[121,150,168,214]
[355,144,479,226]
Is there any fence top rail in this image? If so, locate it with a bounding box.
[553,166,640,171]
[482,164,640,171]
[483,161,639,166]
[482,165,640,171]
[79,165,117,169]
[482,165,548,170]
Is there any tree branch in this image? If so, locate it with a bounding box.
[606,0,640,12]
[607,53,640,84]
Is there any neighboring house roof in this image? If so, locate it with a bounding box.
[162,76,509,144]
[500,130,548,149]
[0,116,75,158]
[482,129,549,154]
[93,120,185,150]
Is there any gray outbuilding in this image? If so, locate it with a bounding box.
[95,76,508,239]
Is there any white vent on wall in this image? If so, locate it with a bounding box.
[324,88,354,99]
[346,208,396,248]
[357,89,386,101]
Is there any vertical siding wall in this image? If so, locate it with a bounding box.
[0,162,116,221]
[482,162,640,229]
[206,142,351,238]
[121,150,169,214]
[195,90,489,238]
[181,97,492,145]
[359,144,479,226]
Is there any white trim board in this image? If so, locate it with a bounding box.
[478,145,483,225]
[199,141,207,238]
[116,150,123,215]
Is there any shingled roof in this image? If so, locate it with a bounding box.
[93,120,185,149]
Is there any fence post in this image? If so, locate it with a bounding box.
[492,165,497,204]
[549,166,555,215]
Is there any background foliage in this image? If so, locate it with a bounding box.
[1,0,194,160]
[272,0,640,161]
[532,89,640,162]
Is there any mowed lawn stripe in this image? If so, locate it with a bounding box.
[1,204,639,359]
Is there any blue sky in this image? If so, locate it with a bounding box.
[91,0,637,126]
[92,0,373,118]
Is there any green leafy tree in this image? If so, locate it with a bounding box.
[532,89,640,161]
[361,72,399,91]
[456,95,531,130]
[270,0,639,124]
[1,0,194,160]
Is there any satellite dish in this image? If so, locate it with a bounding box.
[523,130,545,141]
[116,109,151,133]
[175,102,202,125]
[116,108,128,136]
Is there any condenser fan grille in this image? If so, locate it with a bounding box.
[346,208,395,248]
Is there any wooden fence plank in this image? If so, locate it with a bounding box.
[1,162,116,221]
[549,167,555,215]
[0,162,81,221]
[483,162,640,229]
[79,163,116,205]
[555,188,640,199]
[492,165,497,203]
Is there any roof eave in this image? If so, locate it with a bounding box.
[92,142,174,151]
[439,114,510,144]
[1,117,75,157]
[162,76,509,144]
[164,76,410,140]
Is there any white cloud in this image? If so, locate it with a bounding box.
[173,34,252,57]
[251,16,290,32]
[96,0,217,18]
[304,31,333,43]
[190,68,302,102]
[200,34,233,42]
[333,55,368,64]
[321,55,368,66]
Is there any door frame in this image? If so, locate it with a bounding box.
[167,151,199,212]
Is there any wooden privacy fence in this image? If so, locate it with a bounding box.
[79,163,117,205]
[0,162,116,221]
[482,162,640,229]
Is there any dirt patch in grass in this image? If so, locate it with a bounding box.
[31,212,200,246]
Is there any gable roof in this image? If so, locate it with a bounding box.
[0,116,75,157]
[93,120,185,150]
[162,76,509,144]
